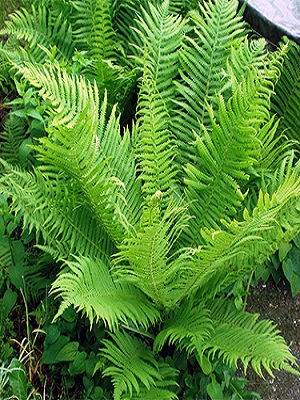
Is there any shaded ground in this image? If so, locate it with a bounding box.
[241,278,300,400]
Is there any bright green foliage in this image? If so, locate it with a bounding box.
[51,256,160,331]
[204,298,298,377]
[116,199,192,307]
[1,0,300,398]
[172,0,245,166]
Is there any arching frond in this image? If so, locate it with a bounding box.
[112,0,141,53]
[173,0,246,166]
[19,62,98,128]
[154,300,212,355]
[182,69,262,246]
[101,331,159,398]
[51,256,160,331]
[100,331,177,400]
[70,0,135,110]
[0,163,113,261]
[35,93,140,244]
[0,5,74,64]
[245,117,295,210]
[204,298,299,377]
[271,38,300,147]
[255,116,294,172]
[228,37,286,93]
[181,164,300,300]
[125,359,179,400]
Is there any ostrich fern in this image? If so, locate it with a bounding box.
[1,0,300,398]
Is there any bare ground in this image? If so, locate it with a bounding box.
[242,278,300,400]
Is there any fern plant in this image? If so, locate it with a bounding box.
[1,0,300,398]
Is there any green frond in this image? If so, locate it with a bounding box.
[96,99,142,228]
[70,0,135,108]
[35,92,139,244]
[154,300,212,355]
[100,331,177,400]
[136,71,178,204]
[228,37,286,93]
[133,1,184,204]
[245,117,295,208]
[0,163,113,261]
[133,0,184,112]
[173,0,246,166]
[126,358,178,399]
[255,115,294,171]
[71,0,117,61]
[51,256,160,331]
[19,61,98,128]
[204,298,298,377]
[0,5,74,64]
[128,387,178,400]
[17,62,141,241]
[271,38,300,147]
[0,114,28,166]
[182,69,262,246]
[0,237,14,270]
[181,164,300,299]
[112,0,140,49]
[115,200,191,308]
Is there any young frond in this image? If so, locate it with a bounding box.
[0,163,113,261]
[51,256,160,331]
[115,200,191,308]
[0,5,74,64]
[173,0,246,166]
[100,331,162,400]
[205,298,299,377]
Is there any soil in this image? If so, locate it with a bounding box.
[241,278,300,400]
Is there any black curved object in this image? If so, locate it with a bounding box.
[239,0,300,45]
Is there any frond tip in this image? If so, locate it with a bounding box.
[205,299,299,378]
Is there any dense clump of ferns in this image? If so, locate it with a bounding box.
[1,0,300,398]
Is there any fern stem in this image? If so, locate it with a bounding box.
[121,324,155,340]
[243,270,254,312]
